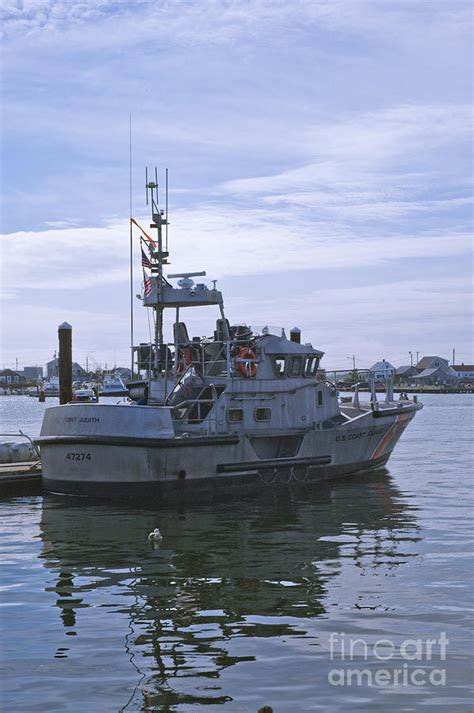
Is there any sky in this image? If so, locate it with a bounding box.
[0,0,472,373]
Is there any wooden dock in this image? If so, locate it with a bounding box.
[0,461,42,490]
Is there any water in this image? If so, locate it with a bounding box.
[0,395,473,712]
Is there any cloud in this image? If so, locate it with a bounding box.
[220,103,471,195]
[2,0,471,49]
[1,204,471,299]
[229,274,473,367]
[1,0,472,369]
[1,206,471,369]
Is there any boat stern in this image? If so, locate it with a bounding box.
[36,402,175,495]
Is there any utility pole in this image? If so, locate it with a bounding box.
[346,355,357,383]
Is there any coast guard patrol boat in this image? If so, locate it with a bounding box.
[37,171,422,499]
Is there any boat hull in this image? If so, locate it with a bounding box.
[42,454,390,500]
[37,402,418,501]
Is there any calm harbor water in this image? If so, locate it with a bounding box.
[0,394,473,712]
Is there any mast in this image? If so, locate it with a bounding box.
[146,167,168,372]
[140,165,222,383]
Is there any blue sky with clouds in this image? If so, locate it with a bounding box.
[1,0,472,372]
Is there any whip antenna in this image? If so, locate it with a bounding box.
[129,113,134,376]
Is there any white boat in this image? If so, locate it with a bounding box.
[73,383,98,403]
[99,373,128,397]
[39,376,60,397]
[37,168,422,500]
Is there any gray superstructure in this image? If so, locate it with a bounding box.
[37,171,422,499]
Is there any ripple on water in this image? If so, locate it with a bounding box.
[0,394,473,712]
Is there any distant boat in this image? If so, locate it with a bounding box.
[99,373,128,397]
[29,376,60,397]
[73,383,98,403]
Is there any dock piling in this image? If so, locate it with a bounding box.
[58,322,73,405]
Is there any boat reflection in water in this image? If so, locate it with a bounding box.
[39,472,419,711]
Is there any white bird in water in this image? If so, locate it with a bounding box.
[148,528,163,542]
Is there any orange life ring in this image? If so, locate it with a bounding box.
[177,348,193,374]
[237,347,257,378]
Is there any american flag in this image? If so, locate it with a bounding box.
[144,276,153,296]
[141,248,152,269]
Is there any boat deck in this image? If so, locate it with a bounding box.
[340,400,417,420]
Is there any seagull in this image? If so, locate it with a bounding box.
[148,528,163,542]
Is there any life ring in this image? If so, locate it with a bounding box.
[237,347,257,378]
[177,348,193,374]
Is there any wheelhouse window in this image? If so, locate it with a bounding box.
[304,356,319,377]
[273,356,286,377]
[289,356,302,377]
[227,408,244,423]
[255,407,271,422]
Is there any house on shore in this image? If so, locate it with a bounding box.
[412,356,457,386]
[395,365,418,386]
[451,364,474,382]
[369,359,395,381]
[46,356,87,380]
[0,369,26,384]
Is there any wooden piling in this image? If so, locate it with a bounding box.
[58,322,72,404]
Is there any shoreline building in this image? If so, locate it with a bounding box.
[412,356,457,387]
[395,365,418,386]
[369,359,395,381]
[451,364,474,382]
[0,369,26,384]
[46,356,87,381]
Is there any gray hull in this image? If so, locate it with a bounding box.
[37,402,416,501]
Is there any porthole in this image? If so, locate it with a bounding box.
[255,407,271,422]
[227,408,243,423]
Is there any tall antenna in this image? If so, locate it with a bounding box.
[145,166,164,367]
[165,168,169,253]
[129,113,134,377]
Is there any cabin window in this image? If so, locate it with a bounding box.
[317,390,323,406]
[227,408,244,423]
[304,356,319,377]
[255,407,271,422]
[289,356,302,377]
[273,356,286,377]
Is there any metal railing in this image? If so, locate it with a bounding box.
[0,431,41,466]
[169,383,221,433]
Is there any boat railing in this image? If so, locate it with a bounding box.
[138,339,240,382]
[136,333,271,386]
[169,383,221,433]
